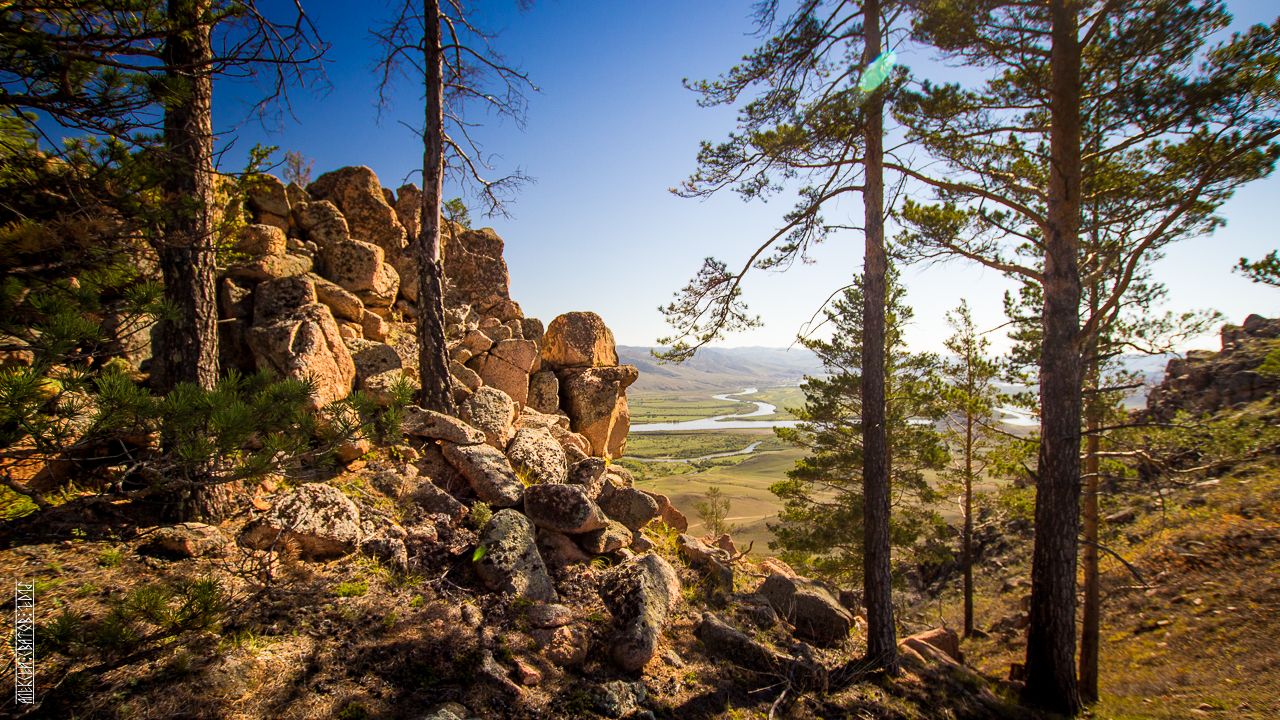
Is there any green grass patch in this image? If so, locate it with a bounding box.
[623,431,790,460]
[628,394,752,424]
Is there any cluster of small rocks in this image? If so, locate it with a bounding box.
[1144,313,1280,422]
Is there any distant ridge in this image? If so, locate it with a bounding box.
[618,346,825,395]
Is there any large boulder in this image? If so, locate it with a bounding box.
[523,483,607,534]
[580,520,632,555]
[245,303,354,408]
[696,613,827,691]
[443,227,510,313]
[247,174,290,218]
[597,483,660,532]
[293,200,350,250]
[439,442,524,508]
[322,238,397,298]
[527,369,560,414]
[345,337,403,385]
[541,311,618,369]
[599,554,680,671]
[756,574,854,646]
[566,457,609,499]
[393,183,422,241]
[234,224,287,256]
[253,275,316,325]
[224,253,312,283]
[401,406,485,445]
[558,366,638,459]
[307,166,407,257]
[309,274,365,322]
[460,385,518,449]
[505,427,568,485]
[240,484,362,560]
[676,534,734,590]
[473,509,557,602]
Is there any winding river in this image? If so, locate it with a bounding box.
[628,387,802,433]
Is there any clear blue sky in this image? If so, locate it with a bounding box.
[221,0,1280,355]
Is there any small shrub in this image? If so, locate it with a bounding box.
[98,548,124,568]
[409,595,425,608]
[335,701,369,720]
[334,580,368,598]
[37,609,84,653]
[382,612,398,631]
[124,584,173,625]
[469,501,492,530]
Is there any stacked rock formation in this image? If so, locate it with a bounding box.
[1144,314,1280,422]
[215,165,636,458]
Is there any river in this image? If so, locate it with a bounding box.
[628,387,802,433]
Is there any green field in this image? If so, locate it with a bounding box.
[635,448,808,554]
[623,430,791,459]
[627,394,752,423]
[719,386,807,422]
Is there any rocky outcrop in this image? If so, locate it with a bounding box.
[440,442,525,508]
[756,573,855,646]
[443,227,511,314]
[523,483,607,534]
[599,554,680,671]
[695,612,827,691]
[1145,314,1280,421]
[505,427,568,485]
[245,302,354,408]
[558,366,637,459]
[307,166,407,258]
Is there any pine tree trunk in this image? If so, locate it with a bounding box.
[415,0,457,416]
[964,412,974,638]
[1023,0,1084,714]
[860,0,898,676]
[1079,296,1102,703]
[154,0,218,397]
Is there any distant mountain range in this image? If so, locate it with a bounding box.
[618,346,825,395]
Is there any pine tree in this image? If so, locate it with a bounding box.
[770,268,947,590]
[898,2,1279,711]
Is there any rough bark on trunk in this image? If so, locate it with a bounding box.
[154,0,218,397]
[1079,294,1102,703]
[1023,0,1084,714]
[415,0,457,415]
[860,0,897,676]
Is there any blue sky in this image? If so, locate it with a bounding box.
[220,0,1280,355]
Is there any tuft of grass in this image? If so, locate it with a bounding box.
[98,548,124,568]
[334,579,368,598]
[335,701,369,720]
[468,500,492,530]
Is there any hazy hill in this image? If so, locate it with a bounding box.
[618,346,825,395]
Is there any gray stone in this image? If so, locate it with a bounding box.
[523,483,607,534]
[566,457,609,499]
[461,385,518,450]
[599,554,680,671]
[527,369,560,414]
[140,523,227,559]
[696,612,827,691]
[505,427,568,486]
[440,441,524,508]
[757,573,854,646]
[473,509,557,602]
[580,520,632,554]
[240,483,362,560]
[402,405,486,445]
[536,527,592,567]
[597,483,660,532]
[526,603,573,628]
[408,478,469,526]
[252,275,316,325]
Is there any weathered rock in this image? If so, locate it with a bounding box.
[527,603,573,628]
[473,509,557,602]
[361,309,388,342]
[293,200,349,249]
[394,183,422,241]
[413,443,468,495]
[360,534,408,573]
[469,352,532,408]
[527,369,560,414]
[140,523,227,559]
[460,329,494,356]
[235,224,287,256]
[363,368,415,405]
[902,627,962,663]
[1145,314,1280,421]
[443,227,510,313]
[541,312,618,369]
[253,275,316,324]
[642,490,688,532]
[450,360,482,392]
[533,624,588,667]
[505,427,568,485]
[536,527,592,566]
[587,680,646,719]
[219,277,254,320]
[599,554,680,671]
[225,253,312,283]
[386,331,420,379]
[714,533,737,555]
[606,466,635,487]
[240,483,362,559]
[345,337,403,384]
[308,166,407,256]
[337,320,361,340]
[696,612,827,692]
[285,181,309,208]
[757,574,854,646]
[513,659,541,686]
[460,385,519,450]
[246,303,354,407]
[408,478,469,525]
[323,238,397,298]
[402,405,486,444]
[580,520,632,554]
[247,174,290,217]
[522,317,545,349]
[558,366,637,459]
[440,441,524,508]
[309,273,365,322]
[566,457,609,499]
[597,483,660,532]
[759,557,798,579]
[523,483,607,534]
[356,262,400,309]
[676,534,734,590]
